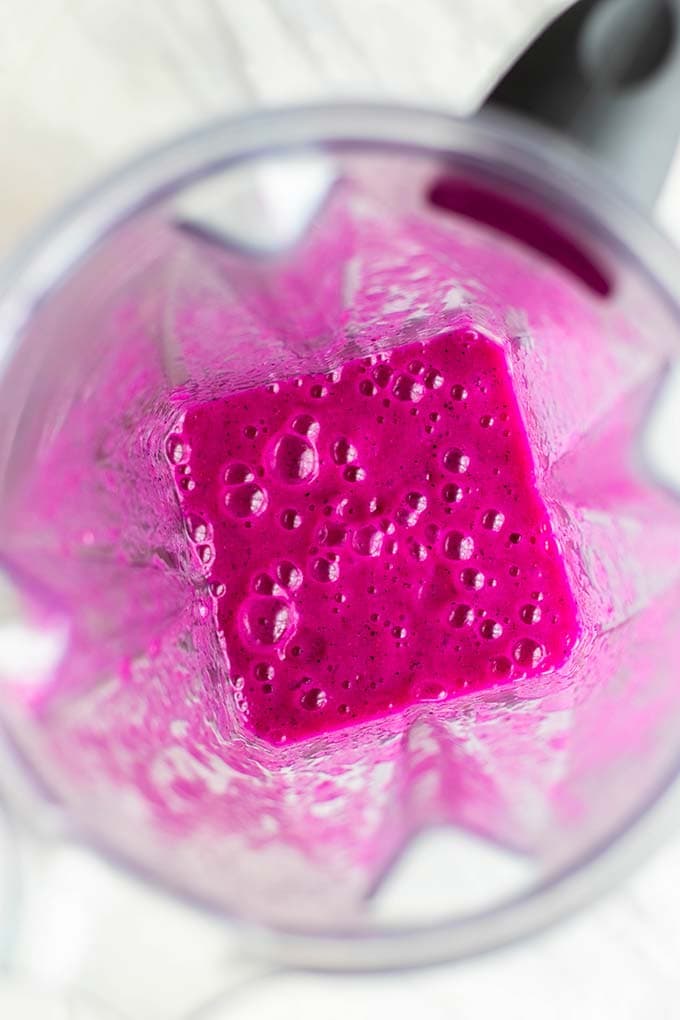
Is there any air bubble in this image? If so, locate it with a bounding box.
[442,483,463,504]
[240,596,296,647]
[396,508,419,528]
[461,568,484,591]
[444,531,474,560]
[281,508,302,530]
[521,604,542,624]
[393,374,425,402]
[166,435,189,464]
[312,557,340,583]
[224,483,268,518]
[406,492,427,513]
[318,522,347,546]
[482,509,505,531]
[301,688,327,711]
[373,364,393,388]
[197,544,213,565]
[513,638,544,668]
[443,449,470,473]
[451,384,468,401]
[253,573,275,595]
[272,434,318,484]
[424,369,444,389]
[224,463,254,485]
[449,604,474,627]
[277,561,303,590]
[185,514,210,544]
[480,619,503,640]
[353,525,384,557]
[291,414,320,439]
[413,681,447,701]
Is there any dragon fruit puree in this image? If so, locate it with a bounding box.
[174,327,579,744]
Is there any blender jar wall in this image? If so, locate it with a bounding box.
[0,106,679,968]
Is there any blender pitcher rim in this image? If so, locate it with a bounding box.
[2,98,680,351]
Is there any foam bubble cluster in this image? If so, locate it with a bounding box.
[170,327,579,743]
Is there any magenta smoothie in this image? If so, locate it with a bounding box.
[173,328,578,743]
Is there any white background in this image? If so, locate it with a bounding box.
[2,1,680,1016]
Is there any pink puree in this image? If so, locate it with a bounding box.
[173,327,578,744]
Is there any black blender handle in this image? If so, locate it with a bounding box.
[486,0,680,210]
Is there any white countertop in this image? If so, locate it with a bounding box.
[2,1,680,1017]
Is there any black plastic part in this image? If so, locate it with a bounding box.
[487,0,680,209]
